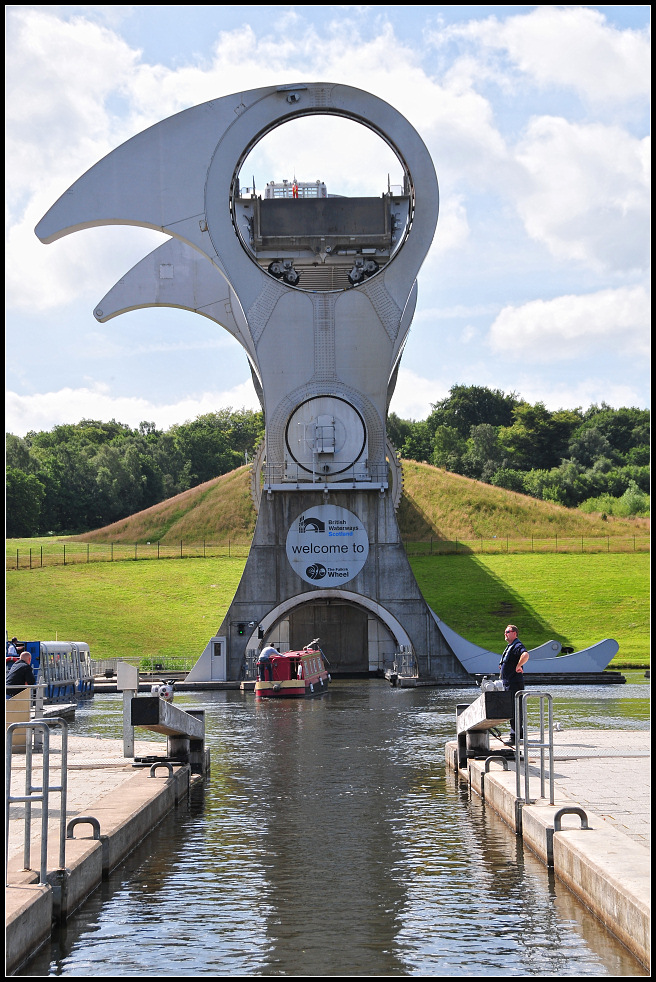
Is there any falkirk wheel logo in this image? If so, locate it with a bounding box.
[286,505,369,586]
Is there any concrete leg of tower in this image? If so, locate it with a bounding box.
[188,489,469,683]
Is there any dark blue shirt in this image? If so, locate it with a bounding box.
[6,659,36,690]
[499,637,527,684]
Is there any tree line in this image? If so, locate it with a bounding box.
[6,410,264,537]
[388,385,649,516]
[6,388,649,537]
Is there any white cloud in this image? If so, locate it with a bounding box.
[506,376,648,414]
[5,6,651,435]
[514,118,650,273]
[6,221,166,311]
[488,284,650,361]
[5,380,262,438]
[388,368,450,421]
[446,6,651,106]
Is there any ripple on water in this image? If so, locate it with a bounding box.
[21,681,649,977]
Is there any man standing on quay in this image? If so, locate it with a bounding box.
[500,624,529,745]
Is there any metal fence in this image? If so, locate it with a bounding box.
[6,533,650,570]
[7,539,252,570]
[402,534,650,556]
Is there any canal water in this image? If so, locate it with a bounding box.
[20,676,649,977]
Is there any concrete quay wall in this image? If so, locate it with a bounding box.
[6,761,197,975]
[445,738,650,971]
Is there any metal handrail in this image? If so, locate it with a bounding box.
[263,460,389,487]
[6,718,68,885]
[391,646,417,678]
[514,691,554,805]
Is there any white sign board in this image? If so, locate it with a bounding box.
[116,661,139,691]
[286,505,369,586]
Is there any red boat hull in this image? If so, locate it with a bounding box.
[254,646,330,699]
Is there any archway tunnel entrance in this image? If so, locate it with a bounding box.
[265,599,400,677]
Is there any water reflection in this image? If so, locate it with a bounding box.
[21,679,648,976]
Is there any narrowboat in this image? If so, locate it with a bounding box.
[254,639,330,699]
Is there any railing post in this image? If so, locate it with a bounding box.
[6,720,69,886]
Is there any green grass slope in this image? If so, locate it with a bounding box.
[71,467,256,544]
[68,460,649,544]
[7,461,649,670]
[398,461,649,539]
[6,553,648,668]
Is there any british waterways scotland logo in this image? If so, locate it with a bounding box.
[286,505,369,587]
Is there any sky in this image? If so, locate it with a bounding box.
[5,5,651,438]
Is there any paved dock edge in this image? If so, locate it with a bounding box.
[6,763,197,975]
[445,740,650,971]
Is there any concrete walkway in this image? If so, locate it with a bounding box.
[522,727,651,848]
[7,733,169,866]
[446,726,650,970]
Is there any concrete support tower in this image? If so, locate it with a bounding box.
[36,82,467,682]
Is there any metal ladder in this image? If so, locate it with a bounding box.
[5,718,69,885]
[514,691,555,805]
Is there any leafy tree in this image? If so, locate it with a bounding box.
[567,427,617,469]
[430,425,467,471]
[6,467,45,536]
[573,407,649,459]
[399,420,434,462]
[498,403,582,471]
[386,412,414,453]
[490,468,527,494]
[461,423,504,481]
[427,385,520,438]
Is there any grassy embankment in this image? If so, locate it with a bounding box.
[6,461,650,669]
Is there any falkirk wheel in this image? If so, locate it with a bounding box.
[36,82,470,683]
